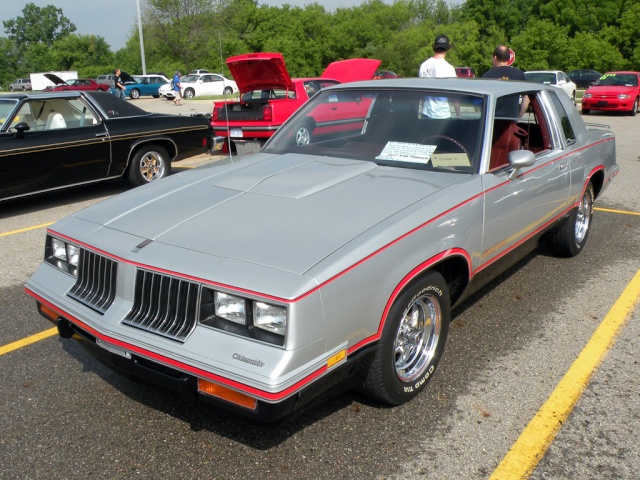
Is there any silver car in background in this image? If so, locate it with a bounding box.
[26,78,618,422]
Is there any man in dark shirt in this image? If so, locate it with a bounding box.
[483,46,529,118]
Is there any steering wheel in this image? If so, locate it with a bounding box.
[423,134,468,155]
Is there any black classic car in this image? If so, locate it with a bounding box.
[0,91,215,201]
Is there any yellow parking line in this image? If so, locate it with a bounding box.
[0,222,54,237]
[0,327,58,356]
[595,207,640,216]
[490,268,640,479]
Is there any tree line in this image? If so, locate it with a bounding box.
[1,0,639,89]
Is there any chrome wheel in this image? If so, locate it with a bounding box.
[184,88,195,99]
[128,144,170,186]
[574,186,592,244]
[394,292,442,382]
[139,151,166,182]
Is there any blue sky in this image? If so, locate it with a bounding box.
[1,0,395,51]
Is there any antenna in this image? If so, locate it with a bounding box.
[219,31,233,159]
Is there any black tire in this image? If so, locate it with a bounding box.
[361,270,450,405]
[152,94,160,98]
[630,97,638,116]
[127,144,170,186]
[547,182,594,257]
[581,108,590,115]
[223,86,233,95]
[184,88,195,99]
[129,88,140,99]
[571,91,576,105]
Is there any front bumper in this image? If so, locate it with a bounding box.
[32,299,374,423]
[582,99,634,112]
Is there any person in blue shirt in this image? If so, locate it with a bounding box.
[172,71,182,105]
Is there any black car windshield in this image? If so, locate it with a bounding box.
[264,88,485,174]
[0,99,20,129]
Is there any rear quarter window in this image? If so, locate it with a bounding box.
[547,91,576,145]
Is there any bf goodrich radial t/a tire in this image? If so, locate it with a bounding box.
[548,182,594,257]
[127,144,170,186]
[361,270,450,406]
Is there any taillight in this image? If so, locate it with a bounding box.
[263,105,272,122]
[211,108,219,121]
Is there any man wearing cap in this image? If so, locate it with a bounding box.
[419,34,459,118]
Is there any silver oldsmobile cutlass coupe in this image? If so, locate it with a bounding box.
[26,78,618,422]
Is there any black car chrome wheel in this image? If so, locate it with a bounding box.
[128,144,170,186]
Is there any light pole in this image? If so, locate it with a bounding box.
[137,0,147,74]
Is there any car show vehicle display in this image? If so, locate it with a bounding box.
[455,67,476,78]
[159,73,238,99]
[524,70,577,104]
[210,53,380,154]
[42,74,110,92]
[0,90,215,201]
[581,71,640,115]
[123,74,170,99]
[567,69,602,88]
[25,78,617,422]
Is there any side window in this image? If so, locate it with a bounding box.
[9,104,37,131]
[547,91,576,145]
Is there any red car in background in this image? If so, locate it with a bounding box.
[581,71,640,115]
[42,74,111,92]
[455,67,476,78]
[210,53,380,154]
[373,69,400,79]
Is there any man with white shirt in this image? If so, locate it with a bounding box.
[419,34,459,118]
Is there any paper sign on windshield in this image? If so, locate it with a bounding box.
[376,141,437,164]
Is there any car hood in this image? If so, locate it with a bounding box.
[586,85,638,96]
[71,154,463,276]
[320,58,381,83]
[44,73,67,86]
[227,53,381,93]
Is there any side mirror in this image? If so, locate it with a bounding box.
[508,150,536,180]
[13,121,31,139]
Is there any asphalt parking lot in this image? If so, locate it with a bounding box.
[1,99,638,479]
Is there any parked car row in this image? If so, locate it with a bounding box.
[524,70,577,104]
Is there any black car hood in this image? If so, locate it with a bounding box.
[44,73,67,86]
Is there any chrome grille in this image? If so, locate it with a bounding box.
[68,249,118,314]
[123,269,199,342]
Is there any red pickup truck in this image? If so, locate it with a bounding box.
[211,53,380,154]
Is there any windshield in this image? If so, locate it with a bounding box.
[596,73,638,87]
[524,72,557,85]
[0,99,19,129]
[180,75,199,83]
[264,88,485,174]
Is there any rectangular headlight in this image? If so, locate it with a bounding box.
[253,302,286,335]
[51,238,67,261]
[214,292,247,325]
[67,244,80,267]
